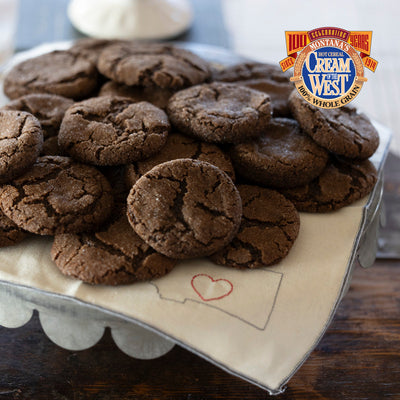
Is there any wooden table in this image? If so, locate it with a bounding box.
[1,1,399,398]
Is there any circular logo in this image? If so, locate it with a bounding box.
[293,39,365,108]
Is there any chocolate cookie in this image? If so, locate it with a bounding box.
[167,82,271,144]
[127,159,242,259]
[98,43,211,90]
[281,158,378,212]
[0,209,27,247]
[3,50,98,100]
[0,156,113,235]
[99,81,174,110]
[2,94,74,138]
[51,213,176,285]
[230,118,329,188]
[125,132,235,188]
[0,110,43,184]
[59,96,170,166]
[288,91,379,159]
[213,62,293,117]
[210,185,299,268]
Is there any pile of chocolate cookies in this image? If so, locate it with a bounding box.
[0,39,379,285]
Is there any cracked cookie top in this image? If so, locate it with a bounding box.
[0,110,43,184]
[97,43,211,90]
[0,156,113,235]
[167,82,272,144]
[281,158,378,212]
[59,96,170,166]
[3,94,74,138]
[229,118,329,188]
[51,212,176,285]
[127,158,242,259]
[3,50,98,100]
[288,91,379,159]
[124,132,235,188]
[209,185,300,269]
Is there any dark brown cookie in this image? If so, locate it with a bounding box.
[3,50,98,100]
[210,185,299,268]
[229,118,329,188]
[167,82,271,144]
[0,156,113,235]
[70,38,127,65]
[59,96,170,166]
[41,136,64,156]
[51,213,176,285]
[213,62,293,117]
[0,110,43,184]
[288,91,379,159]
[0,209,27,247]
[2,94,74,138]
[125,132,235,188]
[127,159,242,259]
[99,81,174,110]
[281,158,378,212]
[98,43,211,90]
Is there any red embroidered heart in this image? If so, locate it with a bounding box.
[191,274,233,301]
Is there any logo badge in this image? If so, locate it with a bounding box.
[280,27,378,109]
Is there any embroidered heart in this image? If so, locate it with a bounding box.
[191,274,233,301]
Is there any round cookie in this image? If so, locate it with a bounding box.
[98,42,211,90]
[99,81,174,110]
[229,118,329,188]
[59,96,170,166]
[288,91,379,159]
[51,213,176,285]
[2,94,74,138]
[125,132,235,188]
[167,82,272,144]
[3,50,98,100]
[0,209,27,248]
[0,110,43,184]
[127,159,242,259]
[213,62,293,117]
[281,158,378,212]
[0,156,113,235]
[210,185,300,268]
